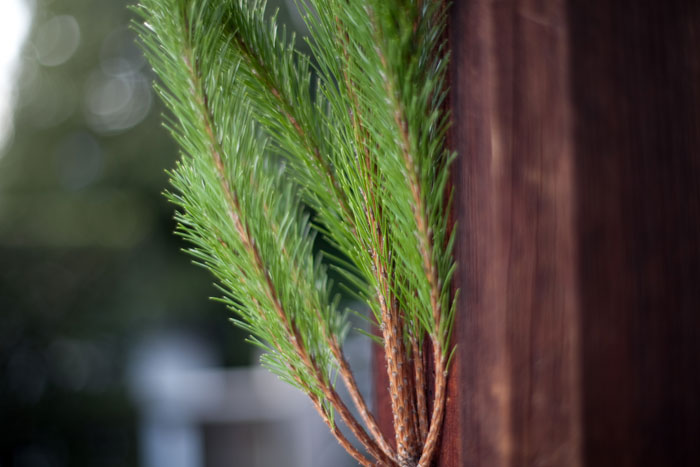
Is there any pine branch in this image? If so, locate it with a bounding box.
[135,0,456,466]
[343,1,455,464]
[223,4,416,462]
[333,13,422,459]
[222,1,354,230]
[294,3,428,461]
[219,4,402,462]
[134,1,391,464]
[373,32,447,466]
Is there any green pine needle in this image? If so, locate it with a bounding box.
[133,0,456,465]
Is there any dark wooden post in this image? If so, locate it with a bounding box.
[376,1,700,465]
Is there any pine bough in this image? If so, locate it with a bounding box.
[134,1,456,465]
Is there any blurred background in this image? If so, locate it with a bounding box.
[0,0,364,466]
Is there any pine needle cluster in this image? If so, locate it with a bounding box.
[134,1,456,466]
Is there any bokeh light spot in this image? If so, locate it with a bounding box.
[84,69,152,134]
[35,15,81,67]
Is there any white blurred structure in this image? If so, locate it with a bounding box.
[128,331,367,467]
[0,0,32,154]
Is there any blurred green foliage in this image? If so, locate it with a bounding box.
[0,0,303,465]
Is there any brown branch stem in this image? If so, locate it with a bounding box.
[307,391,375,467]
[411,335,429,443]
[417,354,447,467]
[250,294,374,467]
[333,340,398,463]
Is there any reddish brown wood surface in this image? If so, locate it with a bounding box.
[569,2,700,465]
[375,0,700,466]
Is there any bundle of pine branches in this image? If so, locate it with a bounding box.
[134,1,455,466]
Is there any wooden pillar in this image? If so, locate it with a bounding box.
[377,1,700,466]
[445,0,582,465]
